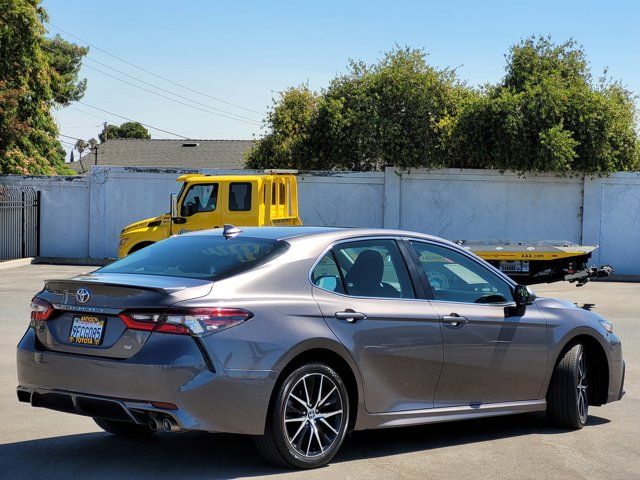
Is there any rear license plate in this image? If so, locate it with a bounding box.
[68,316,106,346]
[499,260,530,273]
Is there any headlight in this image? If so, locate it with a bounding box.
[599,319,613,333]
[119,237,129,247]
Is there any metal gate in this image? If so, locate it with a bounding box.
[0,186,40,260]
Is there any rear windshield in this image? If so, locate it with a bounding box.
[99,236,288,280]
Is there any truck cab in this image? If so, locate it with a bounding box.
[118,171,302,258]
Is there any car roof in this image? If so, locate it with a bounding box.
[187,225,446,243]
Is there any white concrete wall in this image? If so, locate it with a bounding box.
[298,172,385,228]
[2,166,639,274]
[582,172,640,274]
[0,175,91,258]
[395,169,584,242]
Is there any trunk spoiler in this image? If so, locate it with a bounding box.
[45,274,212,294]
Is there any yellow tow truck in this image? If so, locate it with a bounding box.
[118,170,302,258]
[118,170,611,285]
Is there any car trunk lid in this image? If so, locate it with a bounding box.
[34,273,213,359]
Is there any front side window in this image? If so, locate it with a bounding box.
[229,182,252,211]
[331,240,415,299]
[100,236,288,280]
[181,183,218,216]
[411,241,513,304]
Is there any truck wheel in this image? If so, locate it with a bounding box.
[129,242,154,254]
[94,418,156,437]
[254,363,349,469]
[547,343,589,429]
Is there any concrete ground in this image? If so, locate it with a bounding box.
[0,264,638,480]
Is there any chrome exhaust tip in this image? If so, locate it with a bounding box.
[162,417,181,433]
[148,416,159,431]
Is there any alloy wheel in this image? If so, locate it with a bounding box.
[283,373,344,458]
[576,350,589,423]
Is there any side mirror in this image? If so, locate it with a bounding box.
[170,193,178,219]
[514,285,536,306]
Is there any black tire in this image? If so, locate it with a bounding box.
[94,417,156,437]
[254,363,350,469]
[547,343,589,429]
[128,242,154,255]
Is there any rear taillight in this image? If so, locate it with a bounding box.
[30,297,53,321]
[118,312,160,331]
[119,307,252,336]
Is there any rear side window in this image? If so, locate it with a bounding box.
[312,239,414,299]
[311,252,345,294]
[229,182,252,211]
[333,240,415,299]
[99,236,288,280]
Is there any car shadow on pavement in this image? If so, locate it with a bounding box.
[0,413,610,479]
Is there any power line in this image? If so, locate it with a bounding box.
[42,42,261,124]
[70,106,114,122]
[43,39,262,124]
[83,56,262,122]
[59,133,83,141]
[77,101,190,139]
[47,23,265,116]
[83,63,261,126]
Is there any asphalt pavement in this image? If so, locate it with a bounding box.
[0,264,638,479]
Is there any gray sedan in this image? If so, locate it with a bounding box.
[16,226,625,469]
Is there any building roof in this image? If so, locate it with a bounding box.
[69,139,254,173]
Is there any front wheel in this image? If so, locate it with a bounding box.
[254,363,350,469]
[547,343,589,429]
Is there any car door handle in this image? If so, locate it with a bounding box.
[442,314,468,327]
[335,309,367,323]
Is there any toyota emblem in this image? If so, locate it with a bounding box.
[76,288,91,304]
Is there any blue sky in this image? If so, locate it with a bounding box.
[44,0,640,157]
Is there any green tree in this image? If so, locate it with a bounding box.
[247,47,472,171]
[451,37,639,174]
[245,85,320,170]
[0,0,88,175]
[248,39,638,174]
[43,34,88,106]
[98,121,151,142]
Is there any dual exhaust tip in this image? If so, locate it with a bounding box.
[149,415,181,433]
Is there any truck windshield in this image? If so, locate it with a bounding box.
[99,236,288,280]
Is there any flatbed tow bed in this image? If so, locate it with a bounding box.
[455,240,613,286]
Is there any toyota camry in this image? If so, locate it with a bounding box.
[17,226,625,468]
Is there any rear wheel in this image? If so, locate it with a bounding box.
[547,343,589,429]
[254,363,349,469]
[94,418,156,437]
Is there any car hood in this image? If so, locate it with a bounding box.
[120,214,168,234]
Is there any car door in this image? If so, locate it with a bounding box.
[311,238,443,413]
[177,182,222,233]
[408,240,548,408]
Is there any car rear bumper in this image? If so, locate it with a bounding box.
[16,328,277,435]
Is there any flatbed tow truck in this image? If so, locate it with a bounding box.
[456,239,613,286]
[117,170,612,286]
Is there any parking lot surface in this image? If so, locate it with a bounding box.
[1,264,638,479]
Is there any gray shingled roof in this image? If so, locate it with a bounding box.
[69,139,254,173]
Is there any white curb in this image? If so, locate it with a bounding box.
[0,258,34,271]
